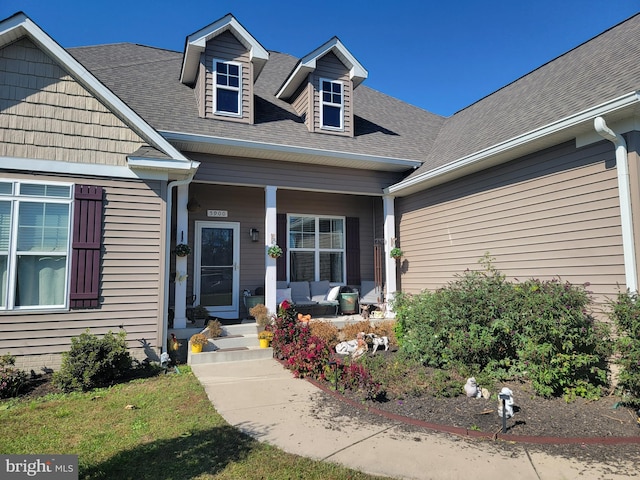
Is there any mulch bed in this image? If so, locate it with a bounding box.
[307,349,640,467]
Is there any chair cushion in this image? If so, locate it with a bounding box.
[290,281,313,303]
[276,288,291,304]
[310,280,331,302]
[276,281,289,290]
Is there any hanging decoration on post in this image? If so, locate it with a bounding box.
[390,247,403,259]
[267,244,283,259]
[174,244,191,257]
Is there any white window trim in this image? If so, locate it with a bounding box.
[0,179,73,311]
[319,78,344,131]
[286,214,346,283]
[213,59,242,117]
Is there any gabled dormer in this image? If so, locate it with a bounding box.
[276,37,367,137]
[180,14,268,124]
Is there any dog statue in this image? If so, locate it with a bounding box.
[365,333,389,354]
[360,304,370,320]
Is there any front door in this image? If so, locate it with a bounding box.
[194,221,240,319]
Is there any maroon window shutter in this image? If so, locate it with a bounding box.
[276,213,287,281]
[70,185,104,309]
[346,217,360,286]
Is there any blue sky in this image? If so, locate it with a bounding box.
[2,0,639,116]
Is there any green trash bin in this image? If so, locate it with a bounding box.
[245,295,265,317]
[339,292,358,315]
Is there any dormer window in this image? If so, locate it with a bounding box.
[214,60,242,116]
[320,79,343,130]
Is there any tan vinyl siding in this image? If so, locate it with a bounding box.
[291,82,312,131]
[0,173,165,370]
[396,140,625,309]
[204,31,252,123]
[190,152,403,195]
[195,59,206,117]
[0,38,145,165]
[313,52,352,137]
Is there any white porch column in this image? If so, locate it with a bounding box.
[383,195,397,313]
[265,186,278,316]
[173,183,189,328]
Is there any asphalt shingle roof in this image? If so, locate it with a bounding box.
[415,12,640,176]
[69,44,445,163]
[68,12,640,178]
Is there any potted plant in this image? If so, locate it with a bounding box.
[390,247,403,259]
[189,333,208,353]
[175,243,191,257]
[258,330,273,348]
[249,303,271,328]
[267,244,283,259]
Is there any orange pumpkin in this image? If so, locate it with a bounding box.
[297,313,311,323]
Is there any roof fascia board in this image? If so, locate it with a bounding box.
[387,91,640,196]
[0,156,169,181]
[0,13,189,164]
[161,130,421,169]
[180,13,268,84]
[276,37,368,100]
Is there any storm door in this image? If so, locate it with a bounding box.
[194,221,239,319]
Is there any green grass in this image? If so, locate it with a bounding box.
[0,367,388,480]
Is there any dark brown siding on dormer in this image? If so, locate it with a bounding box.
[312,52,353,137]
[203,30,253,124]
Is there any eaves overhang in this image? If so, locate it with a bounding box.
[160,130,421,172]
[179,13,269,85]
[127,157,200,181]
[0,12,191,168]
[386,91,640,197]
[276,37,368,101]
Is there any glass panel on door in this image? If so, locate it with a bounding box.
[199,226,234,307]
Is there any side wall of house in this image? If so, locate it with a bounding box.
[0,172,165,370]
[0,36,165,370]
[395,140,626,312]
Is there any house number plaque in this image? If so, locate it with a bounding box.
[207,210,228,217]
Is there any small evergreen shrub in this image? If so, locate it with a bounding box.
[607,289,640,401]
[53,329,133,392]
[0,354,27,398]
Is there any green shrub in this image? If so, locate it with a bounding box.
[0,354,27,398]
[607,289,640,401]
[513,278,611,399]
[394,255,612,400]
[53,329,133,392]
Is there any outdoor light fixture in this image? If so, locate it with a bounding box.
[249,228,259,242]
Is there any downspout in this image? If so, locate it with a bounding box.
[594,117,638,293]
[162,169,196,354]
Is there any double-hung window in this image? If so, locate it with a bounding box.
[320,79,343,130]
[214,60,242,116]
[0,181,72,310]
[288,215,345,283]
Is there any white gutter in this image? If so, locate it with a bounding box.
[388,91,640,195]
[595,117,638,293]
[161,130,422,170]
[161,167,197,354]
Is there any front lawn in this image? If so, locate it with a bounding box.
[0,367,389,480]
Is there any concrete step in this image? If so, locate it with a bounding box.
[188,345,273,365]
[210,333,258,350]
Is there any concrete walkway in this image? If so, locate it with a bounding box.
[191,359,636,480]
